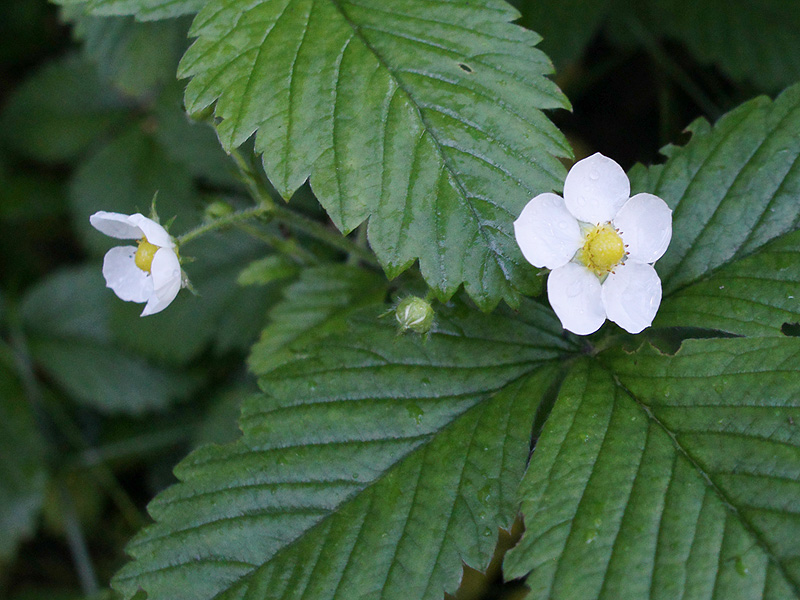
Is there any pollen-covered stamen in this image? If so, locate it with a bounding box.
[134,236,159,273]
[577,223,626,276]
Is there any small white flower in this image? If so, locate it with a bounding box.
[90,211,183,316]
[514,153,672,335]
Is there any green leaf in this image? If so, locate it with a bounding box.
[20,267,202,414]
[626,82,800,335]
[656,228,800,336]
[505,339,800,599]
[179,0,571,309]
[634,0,800,91]
[29,339,201,414]
[515,0,612,69]
[68,13,190,97]
[0,366,48,562]
[55,0,207,21]
[111,299,575,599]
[237,255,300,287]
[21,266,111,343]
[248,264,387,375]
[0,55,129,163]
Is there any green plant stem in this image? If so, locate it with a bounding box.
[235,222,320,265]
[59,482,100,597]
[229,147,381,267]
[177,204,274,246]
[271,204,380,267]
[179,149,381,267]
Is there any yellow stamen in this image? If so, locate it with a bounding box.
[577,224,626,276]
[134,237,159,272]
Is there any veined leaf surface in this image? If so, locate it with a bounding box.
[112,299,575,599]
[628,82,800,336]
[505,339,800,599]
[179,0,571,308]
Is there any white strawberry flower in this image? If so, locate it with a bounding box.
[90,211,183,316]
[514,153,672,335]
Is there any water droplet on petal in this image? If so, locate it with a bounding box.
[589,169,600,180]
[577,196,587,206]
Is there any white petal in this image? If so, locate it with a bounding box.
[547,262,606,335]
[563,153,630,224]
[514,193,583,269]
[102,246,152,303]
[141,248,182,316]
[614,193,672,264]
[90,211,143,240]
[128,214,174,248]
[601,261,662,334]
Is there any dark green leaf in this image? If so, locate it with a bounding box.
[68,14,189,97]
[237,255,300,287]
[626,83,800,336]
[55,0,207,21]
[0,366,48,561]
[179,0,571,308]
[656,228,800,336]
[29,339,201,414]
[0,55,128,163]
[111,299,574,599]
[506,339,800,599]
[70,123,198,256]
[634,0,800,91]
[516,0,612,69]
[248,264,387,375]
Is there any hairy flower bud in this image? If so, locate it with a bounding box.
[395,296,434,334]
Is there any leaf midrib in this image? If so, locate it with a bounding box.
[147,360,555,599]
[326,0,533,290]
[608,366,800,598]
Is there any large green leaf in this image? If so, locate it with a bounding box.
[111,299,575,599]
[55,0,206,20]
[21,267,202,414]
[505,338,800,599]
[68,14,190,97]
[626,82,800,336]
[248,264,387,375]
[0,55,129,163]
[179,0,571,309]
[633,0,800,92]
[0,366,48,562]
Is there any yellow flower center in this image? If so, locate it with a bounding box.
[578,223,625,276]
[134,237,159,272]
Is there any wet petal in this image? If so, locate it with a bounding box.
[514,193,583,269]
[128,214,174,248]
[614,193,672,263]
[563,153,630,224]
[90,211,143,240]
[141,248,181,316]
[601,261,662,334]
[547,262,606,335]
[102,246,152,303]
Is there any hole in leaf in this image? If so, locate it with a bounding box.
[458,63,473,73]
[782,322,800,337]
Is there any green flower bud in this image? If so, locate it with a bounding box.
[204,200,234,221]
[395,296,434,334]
